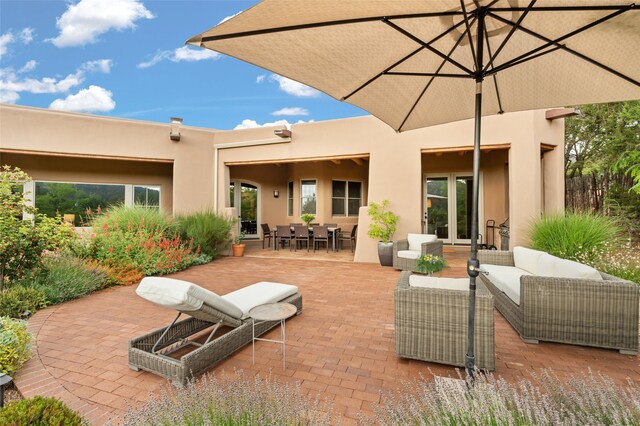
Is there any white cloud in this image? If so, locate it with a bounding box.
[256,75,265,83]
[49,85,115,112]
[270,74,320,97]
[80,59,113,73]
[18,60,37,73]
[219,12,241,24]
[234,118,313,130]
[19,28,34,44]
[0,27,34,58]
[137,46,220,68]
[0,58,112,103]
[271,107,309,116]
[50,0,154,47]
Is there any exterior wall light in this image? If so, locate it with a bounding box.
[273,189,280,198]
[170,117,183,142]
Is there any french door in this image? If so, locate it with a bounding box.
[424,173,482,245]
[229,180,260,239]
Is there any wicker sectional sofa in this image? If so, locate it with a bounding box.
[393,233,444,272]
[394,271,495,370]
[478,247,639,354]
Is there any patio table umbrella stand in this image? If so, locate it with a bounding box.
[187,1,640,381]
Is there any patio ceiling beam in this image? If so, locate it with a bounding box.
[351,158,364,166]
[545,108,578,120]
[331,159,341,165]
[225,153,369,167]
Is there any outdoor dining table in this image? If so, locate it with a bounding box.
[271,226,341,252]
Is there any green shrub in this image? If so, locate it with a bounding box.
[0,165,76,287]
[367,200,400,243]
[90,204,176,236]
[595,243,640,284]
[123,371,333,425]
[529,212,621,265]
[0,395,87,425]
[174,210,234,257]
[372,369,640,425]
[0,316,31,376]
[0,286,48,318]
[31,256,112,304]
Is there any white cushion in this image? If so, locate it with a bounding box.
[136,277,243,319]
[513,246,547,275]
[407,233,438,251]
[482,264,531,305]
[409,275,470,291]
[222,282,298,319]
[397,250,421,260]
[538,254,602,280]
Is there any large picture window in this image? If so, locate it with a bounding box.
[287,181,294,216]
[332,180,362,217]
[300,179,316,215]
[32,181,161,226]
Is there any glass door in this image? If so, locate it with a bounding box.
[230,181,260,239]
[425,173,481,245]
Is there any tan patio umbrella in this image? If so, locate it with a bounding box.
[187,0,640,380]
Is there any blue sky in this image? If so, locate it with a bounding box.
[0,0,366,130]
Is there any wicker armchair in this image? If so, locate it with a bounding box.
[478,250,639,354]
[393,235,444,272]
[394,271,495,370]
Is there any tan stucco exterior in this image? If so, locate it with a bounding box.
[0,103,565,263]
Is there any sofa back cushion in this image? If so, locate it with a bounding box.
[407,233,438,251]
[538,254,603,280]
[513,246,547,274]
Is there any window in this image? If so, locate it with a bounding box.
[332,180,362,216]
[287,181,294,216]
[134,185,161,208]
[300,180,316,214]
[32,181,161,226]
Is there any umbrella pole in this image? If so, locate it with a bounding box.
[466,9,486,385]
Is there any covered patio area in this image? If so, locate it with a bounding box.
[14,253,640,425]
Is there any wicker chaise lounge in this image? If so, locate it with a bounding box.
[129,277,302,384]
[478,248,639,354]
[394,271,495,370]
[393,233,444,272]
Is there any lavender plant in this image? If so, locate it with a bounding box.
[368,369,640,425]
[121,371,334,425]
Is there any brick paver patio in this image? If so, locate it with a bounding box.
[14,251,640,425]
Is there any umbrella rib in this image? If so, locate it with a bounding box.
[343,18,470,101]
[397,21,475,132]
[383,19,474,76]
[486,6,633,76]
[459,0,479,71]
[199,12,464,42]
[490,5,638,12]
[483,0,537,73]
[487,11,640,88]
[483,24,504,114]
[489,45,563,75]
[386,72,470,78]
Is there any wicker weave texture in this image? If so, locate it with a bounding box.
[393,239,445,271]
[129,293,302,384]
[394,271,495,370]
[479,250,639,354]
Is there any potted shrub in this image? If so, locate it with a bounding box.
[367,200,399,266]
[416,254,446,276]
[232,230,246,257]
[301,213,315,227]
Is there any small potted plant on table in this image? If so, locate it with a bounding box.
[301,213,315,227]
[232,230,246,257]
[416,254,446,276]
[367,200,399,266]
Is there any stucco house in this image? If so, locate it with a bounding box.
[0,103,565,263]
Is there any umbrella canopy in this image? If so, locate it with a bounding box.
[187,0,640,380]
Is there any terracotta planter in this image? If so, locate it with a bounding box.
[232,243,246,257]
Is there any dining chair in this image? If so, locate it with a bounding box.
[323,223,338,227]
[276,225,294,251]
[289,222,303,226]
[312,225,330,252]
[340,224,358,252]
[293,225,310,252]
[260,223,272,249]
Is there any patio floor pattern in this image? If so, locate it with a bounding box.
[14,251,640,425]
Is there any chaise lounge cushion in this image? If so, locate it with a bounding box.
[481,264,531,305]
[222,282,299,319]
[407,233,438,251]
[408,275,470,291]
[137,277,243,319]
[397,250,421,260]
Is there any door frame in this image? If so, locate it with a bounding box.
[230,179,261,239]
[423,172,484,245]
